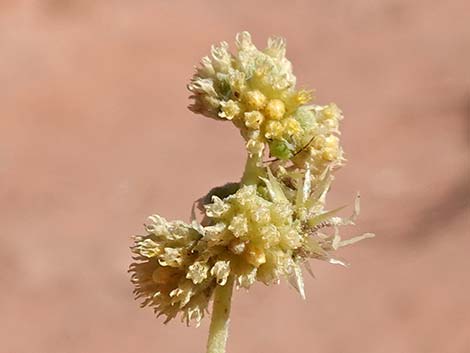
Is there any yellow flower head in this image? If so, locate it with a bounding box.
[130,168,374,325]
[188,31,344,177]
[189,32,315,159]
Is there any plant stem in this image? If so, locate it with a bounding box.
[241,154,263,185]
[206,154,262,353]
[206,276,235,353]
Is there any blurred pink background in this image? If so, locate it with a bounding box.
[1,1,469,352]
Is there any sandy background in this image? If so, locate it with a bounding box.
[1,1,469,352]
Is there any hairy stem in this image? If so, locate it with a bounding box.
[206,276,235,353]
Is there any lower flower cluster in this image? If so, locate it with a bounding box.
[130,167,374,326]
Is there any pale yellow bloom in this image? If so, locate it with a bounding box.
[219,100,241,120]
[189,32,314,161]
[130,169,373,325]
[264,99,286,120]
[243,90,267,111]
[244,111,264,129]
[264,120,284,139]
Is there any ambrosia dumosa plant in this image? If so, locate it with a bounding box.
[130,32,374,353]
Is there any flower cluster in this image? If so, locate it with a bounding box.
[130,32,373,326]
[130,169,373,325]
[130,217,210,324]
[188,31,343,170]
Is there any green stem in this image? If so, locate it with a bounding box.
[206,276,234,353]
[241,154,263,185]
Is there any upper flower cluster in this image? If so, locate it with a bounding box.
[188,32,343,173]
